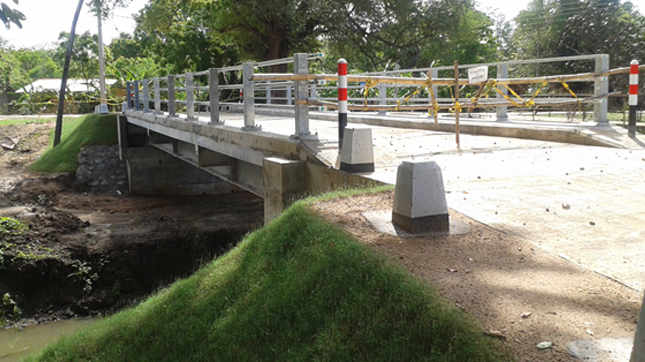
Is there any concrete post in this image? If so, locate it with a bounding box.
[168,75,176,117]
[263,157,306,224]
[126,81,132,109]
[287,85,293,106]
[496,64,508,121]
[142,80,150,113]
[243,62,257,129]
[209,68,222,124]
[431,68,439,109]
[294,53,311,137]
[186,73,195,119]
[310,82,317,101]
[379,75,387,107]
[340,127,375,173]
[134,80,140,111]
[630,292,645,361]
[595,54,609,124]
[392,160,449,234]
[154,77,161,114]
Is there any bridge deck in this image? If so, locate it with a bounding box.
[206,110,645,291]
[133,109,645,291]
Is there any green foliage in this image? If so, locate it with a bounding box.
[0,217,28,236]
[0,293,21,325]
[29,113,118,173]
[26,199,509,362]
[0,240,15,270]
[56,31,100,82]
[0,0,25,29]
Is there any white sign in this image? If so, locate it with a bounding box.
[468,66,488,84]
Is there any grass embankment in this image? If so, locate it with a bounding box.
[29,113,118,173]
[26,196,510,362]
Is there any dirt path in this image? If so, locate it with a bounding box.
[314,192,642,362]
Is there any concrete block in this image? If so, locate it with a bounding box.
[263,157,306,224]
[340,127,375,173]
[392,160,449,233]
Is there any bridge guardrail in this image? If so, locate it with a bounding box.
[125,53,641,140]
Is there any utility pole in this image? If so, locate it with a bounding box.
[96,0,108,113]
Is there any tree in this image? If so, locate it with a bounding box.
[56,31,99,82]
[510,0,645,91]
[135,0,499,74]
[55,0,84,147]
[0,0,25,29]
[135,0,243,73]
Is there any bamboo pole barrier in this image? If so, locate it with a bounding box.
[251,67,633,86]
[302,92,619,111]
[454,61,460,149]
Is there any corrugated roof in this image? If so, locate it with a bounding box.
[17,78,118,93]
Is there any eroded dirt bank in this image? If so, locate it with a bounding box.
[0,120,263,326]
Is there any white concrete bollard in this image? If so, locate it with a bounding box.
[392,160,449,233]
[340,127,375,173]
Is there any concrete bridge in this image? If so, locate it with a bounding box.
[119,53,643,224]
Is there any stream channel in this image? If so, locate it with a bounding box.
[1,318,98,361]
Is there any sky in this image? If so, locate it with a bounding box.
[3,0,645,50]
[2,0,149,49]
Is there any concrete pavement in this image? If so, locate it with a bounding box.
[209,110,645,290]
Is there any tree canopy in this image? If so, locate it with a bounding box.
[134,0,502,73]
[0,0,25,29]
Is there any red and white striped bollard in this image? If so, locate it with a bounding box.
[629,60,639,137]
[338,58,348,148]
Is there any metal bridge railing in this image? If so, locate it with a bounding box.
[124,53,639,139]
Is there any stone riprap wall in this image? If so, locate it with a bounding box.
[76,145,128,194]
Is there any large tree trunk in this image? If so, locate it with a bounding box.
[54,0,84,147]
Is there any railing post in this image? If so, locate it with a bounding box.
[266,83,272,105]
[294,53,311,137]
[125,81,132,109]
[209,68,222,123]
[431,69,439,104]
[243,61,258,130]
[379,74,387,107]
[142,80,150,112]
[133,80,140,111]
[168,75,176,117]
[338,58,348,148]
[154,77,161,114]
[186,73,195,119]
[287,85,293,106]
[496,64,508,121]
[594,54,609,124]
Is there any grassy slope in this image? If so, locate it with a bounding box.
[29,114,118,173]
[27,199,510,362]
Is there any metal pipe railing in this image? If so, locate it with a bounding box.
[125,53,623,134]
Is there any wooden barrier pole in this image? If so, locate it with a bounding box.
[454,61,460,149]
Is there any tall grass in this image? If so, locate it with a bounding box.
[29,114,118,173]
[27,201,510,362]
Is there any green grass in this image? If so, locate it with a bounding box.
[0,117,65,126]
[29,114,119,173]
[26,198,511,362]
